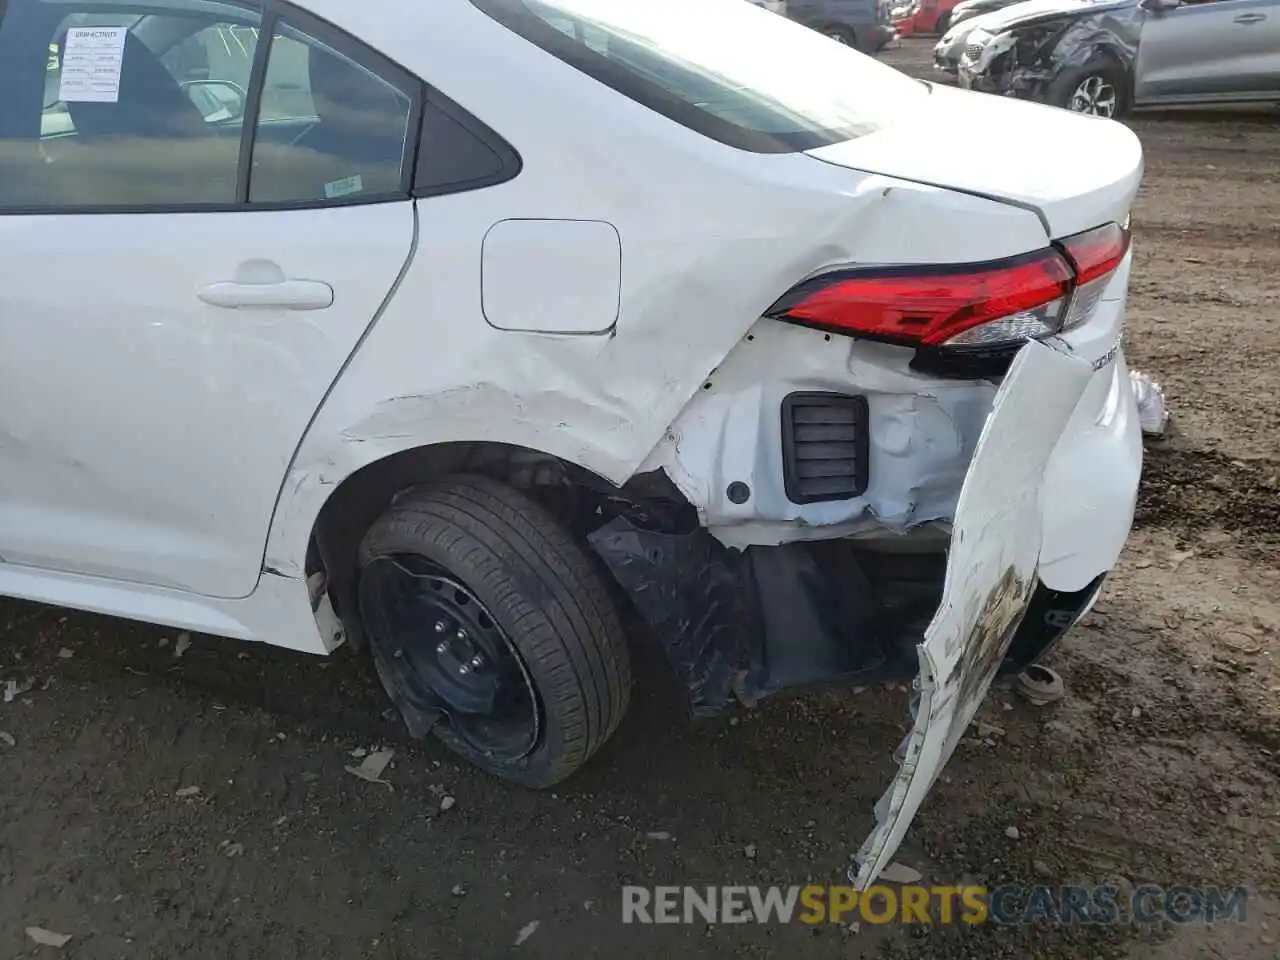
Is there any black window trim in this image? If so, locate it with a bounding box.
[411,84,522,200]
[0,0,436,215]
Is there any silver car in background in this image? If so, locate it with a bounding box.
[958,0,1280,116]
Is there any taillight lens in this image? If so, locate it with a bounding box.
[769,221,1130,350]
[1061,221,1130,285]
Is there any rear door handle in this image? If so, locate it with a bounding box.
[198,279,334,311]
[1233,12,1266,23]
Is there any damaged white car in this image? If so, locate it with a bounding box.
[0,0,1143,886]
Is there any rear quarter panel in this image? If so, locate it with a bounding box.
[263,0,1052,575]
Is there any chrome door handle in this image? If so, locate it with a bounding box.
[197,279,334,311]
[1233,12,1266,23]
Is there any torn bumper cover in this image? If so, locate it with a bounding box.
[852,339,1094,888]
[592,339,1136,888]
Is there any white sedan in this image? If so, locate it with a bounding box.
[0,0,1143,887]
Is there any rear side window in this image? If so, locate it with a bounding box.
[469,0,930,153]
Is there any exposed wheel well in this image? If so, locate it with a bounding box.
[307,442,690,650]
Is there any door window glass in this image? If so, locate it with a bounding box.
[0,0,262,209]
[248,19,415,204]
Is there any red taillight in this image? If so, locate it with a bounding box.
[1059,221,1130,285]
[769,221,1130,350]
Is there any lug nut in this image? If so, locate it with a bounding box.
[435,620,447,633]
[458,664,471,675]
[436,642,448,655]
[455,630,467,641]
[470,655,483,668]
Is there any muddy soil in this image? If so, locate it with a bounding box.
[1,39,1277,960]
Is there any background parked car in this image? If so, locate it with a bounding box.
[958,0,1280,117]
[745,0,789,13]
[932,0,1032,72]
[892,0,965,35]
[950,0,1034,26]
[788,0,889,51]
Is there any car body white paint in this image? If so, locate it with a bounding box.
[0,203,415,600]
[481,219,622,334]
[807,83,1144,238]
[0,0,1144,886]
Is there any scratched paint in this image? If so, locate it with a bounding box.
[852,338,1094,889]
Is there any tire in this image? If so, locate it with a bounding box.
[824,24,857,45]
[1045,57,1130,119]
[358,475,632,788]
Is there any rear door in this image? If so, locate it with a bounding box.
[0,0,419,599]
[1134,0,1280,103]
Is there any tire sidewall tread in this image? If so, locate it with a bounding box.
[358,475,631,788]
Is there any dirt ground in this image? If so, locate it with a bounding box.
[2,38,1278,960]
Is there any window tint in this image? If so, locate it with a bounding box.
[0,0,261,209]
[470,0,930,153]
[248,19,414,204]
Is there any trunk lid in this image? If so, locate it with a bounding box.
[806,84,1143,239]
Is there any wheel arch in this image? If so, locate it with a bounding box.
[1046,26,1136,102]
[290,440,628,650]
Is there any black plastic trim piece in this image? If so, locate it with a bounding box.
[780,391,871,505]
[235,3,277,204]
[411,85,522,198]
[909,343,1023,380]
[999,573,1107,674]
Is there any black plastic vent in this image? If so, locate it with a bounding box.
[780,393,870,505]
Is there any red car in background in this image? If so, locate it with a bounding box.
[893,0,961,34]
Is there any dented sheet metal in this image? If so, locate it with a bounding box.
[852,340,1093,889]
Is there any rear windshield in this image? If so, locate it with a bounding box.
[469,0,930,153]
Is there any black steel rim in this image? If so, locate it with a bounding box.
[361,555,541,762]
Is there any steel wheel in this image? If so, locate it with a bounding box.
[1067,75,1118,117]
[357,475,632,788]
[361,554,541,762]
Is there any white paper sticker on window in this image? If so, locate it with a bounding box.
[58,27,129,104]
[324,175,365,200]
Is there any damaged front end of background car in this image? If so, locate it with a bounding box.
[960,0,1141,105]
